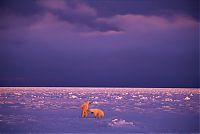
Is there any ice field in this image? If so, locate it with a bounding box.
[0,87,199,133]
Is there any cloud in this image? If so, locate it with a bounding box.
[80,30,124,36]
[96,14,198,33]
[0,11,198,47]
[0,0,198,39]
[37,0,96,17]
[28,12,75,31]
[0,1,198,87]
[37,0,68,11]
[0,0,198,45]
[33,0,101,34]
[73,3,97,17]
[7,1,198,39]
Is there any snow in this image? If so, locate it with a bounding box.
[0,87,198,133]
[164,98,173,102]
[108,119,134,127]
[92,101,99,104]
[184,96,190,101]
[115,96,123,100]
[69,95,78,99]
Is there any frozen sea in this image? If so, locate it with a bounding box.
[0,87,199,133]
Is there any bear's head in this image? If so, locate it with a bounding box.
[87,100,91,104]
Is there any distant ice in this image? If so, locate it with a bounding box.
[122,93,129,95]
[166,92,172,96]
[115,96,123,100]
[114,108,122,112]
[164,98,173,102]
[184,96,190,101]
[155,96,161,99]
[140,96,148,100]
[89,96,99,100]
[108,119,134,127]
[174,99,181,102]
[132,95,137,98]
[69,95,78,99]
[92,101,99,104]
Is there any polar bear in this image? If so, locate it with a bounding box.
[81,100,91,118]
[88,108,105,118]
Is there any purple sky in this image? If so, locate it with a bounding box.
[0,0,199,87]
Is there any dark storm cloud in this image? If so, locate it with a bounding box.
[37,0,121,32]
[0,0,198,32]
[0,0,199,87]
[84,0,199,20]
[0,0,41,16]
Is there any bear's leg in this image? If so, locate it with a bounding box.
[86,110,90,117]
[82,111,87,118]
[99,114,103,118]
[81,111,84,118]
[93,112,97,118]
[85,112,89,117]
[96,113,99,118]
[82,114,85,118]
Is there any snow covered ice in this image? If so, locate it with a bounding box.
[108,119,134,127]
[0,87,199,133]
